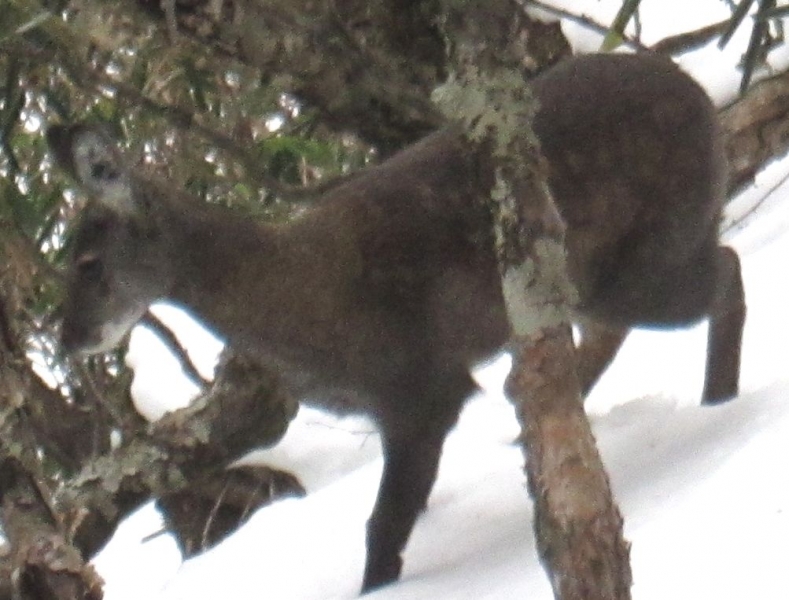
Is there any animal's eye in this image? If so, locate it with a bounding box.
[90,160,120,182]
[75,254,104,282]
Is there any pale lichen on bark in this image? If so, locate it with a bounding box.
[501,238,578,337]
[433,58,577,339]
[432,69,536,150]
[432,9,577,342]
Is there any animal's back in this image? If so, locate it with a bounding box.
[287,53,727,401]
[531,53,726,326]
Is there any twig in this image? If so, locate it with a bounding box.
[161,0,179,43]
[201,478,230,551]
[74,361,127,430]
[517,0,650,53]
[738,0,777,93]
[140,311,212,389]
[0,295,18,355]
[522,1,732,57]
[651,19,731,55]
[67,61,346,202]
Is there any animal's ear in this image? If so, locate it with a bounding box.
[47,123,135,213]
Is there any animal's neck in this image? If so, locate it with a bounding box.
[165,201,352,358]
[167,203,278,337]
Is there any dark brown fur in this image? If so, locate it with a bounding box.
[49,53,745,593]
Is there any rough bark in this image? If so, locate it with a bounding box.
[508,330,631,600]
[0,458,103,600]
[58,351,297,559]
[719,67,789,197]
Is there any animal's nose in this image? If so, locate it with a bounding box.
[59,320,94,356]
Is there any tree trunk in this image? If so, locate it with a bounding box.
[434,2,631,598]
[508,330,631,599]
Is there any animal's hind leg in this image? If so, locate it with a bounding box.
[575,320,629,399]
[702,245,745,404]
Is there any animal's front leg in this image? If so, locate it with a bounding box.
[360,370,472,593]
[361,427,447,593]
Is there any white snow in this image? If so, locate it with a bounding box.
[90,2,789,599]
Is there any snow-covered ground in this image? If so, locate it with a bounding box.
[90,2,789,599]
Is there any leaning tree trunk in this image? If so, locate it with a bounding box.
[434,3,631,599]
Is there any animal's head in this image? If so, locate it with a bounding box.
[48,124,176,354]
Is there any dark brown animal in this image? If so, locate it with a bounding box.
[48,53,744,593]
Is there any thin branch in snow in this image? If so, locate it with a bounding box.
[140,311,212,389]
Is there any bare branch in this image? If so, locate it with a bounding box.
[140,312,211,389]
[57,351,296,558]
[520,0,649,52]
[651,19,731,55]
[719,66,789,197]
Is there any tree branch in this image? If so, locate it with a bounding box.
[651,19,731,55]
[131,0,447,153]
[2,32,355,204]
[140,312,211,389]
[0,458,102,600]
[57,351,297,558]
[521,0,649,52]
[719,66,789,198]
